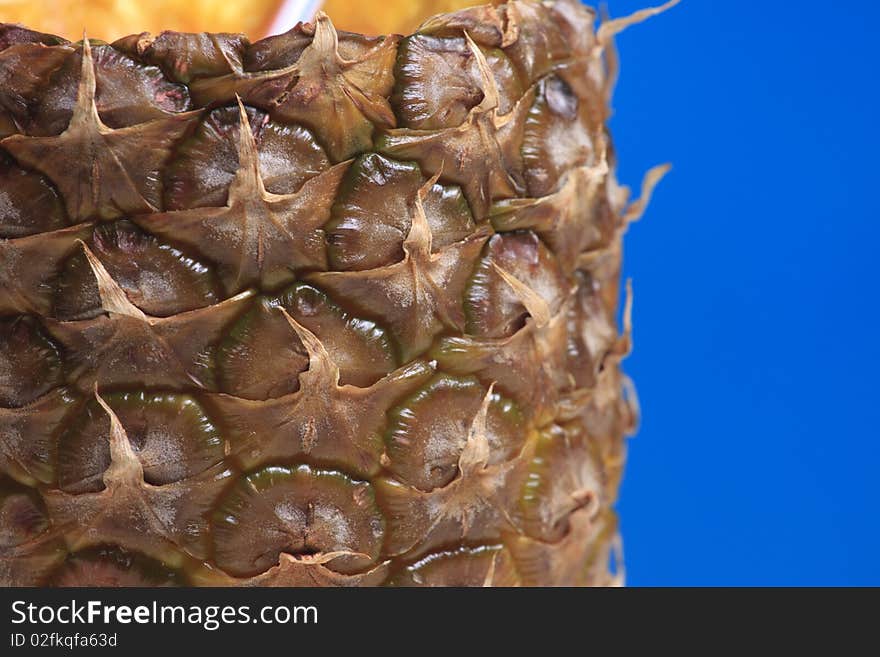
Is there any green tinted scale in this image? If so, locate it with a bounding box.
[464,231,568,338]
[0,315,63,407]
[327,152,478,271]
[131,31,249,84]
[522,74,597,197]
[384,373,525,492]
[518,422,603,542]
[211,464,385,577]
[53,220,222,321]
[48,545,187,586]
[0,477,66,585]
[326,153,425,271]
[0,153,67,238]
[163,104,330,210]
[390,544,516,586]
[0,477,50,547]
[215,282,397,399]
[274,283,398,386]
[0,388,79,486]
[56,391,226,493]
[391,34,523,130]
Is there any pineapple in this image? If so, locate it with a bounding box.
[0,0,673,587]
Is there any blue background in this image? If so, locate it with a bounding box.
[609,0,879,585]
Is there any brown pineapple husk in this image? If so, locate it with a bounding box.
[0,0,673,587]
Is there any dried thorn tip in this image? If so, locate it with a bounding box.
[598,0,681,45]
[278,307,339,384]
[464,31,500,113]
[310,11,340,57]
[404,177,438,257]
[609,533,626,586]
[74,35,101,126]
[78,240,148,320]
[482,552,499,587]
[492,264,552,328]
[282,550,370,566]
[623,278,634,339]
[624,163,671,223]
[459,383,495,474]
[233,96,264,192]
[621,374,641,436]
[94,385,144,486]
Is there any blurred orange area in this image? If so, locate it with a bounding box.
[0,0,286,40]
[0,0,492,40]
[322,0,492,35]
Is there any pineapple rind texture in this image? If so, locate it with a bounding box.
[0,0,655,587]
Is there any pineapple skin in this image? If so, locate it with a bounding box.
[0,0,641,587]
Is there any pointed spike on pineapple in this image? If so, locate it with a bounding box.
[311,11,341,59]
[594,144,611,176]
[77,240,148,321]
[609,533,626,586]
[500,2,520,48]
[216,34,243,73]
[558,159,609,214]
[599,4,622,102]
[611,278,635,359]
[621,373,641,436]
[624,163,671,223]
[251,554,389,586]
[482,552,499,587]
[277,307,340,386]
[232,96,264,194]
[93,385,144,487]
[583,158,611,205]
[608,176,632,217]
[623,278,634,339]
[402,173,441,257]
[464,31,500,114]
[286,550,372,565]
[74,34,102,128]
[597,0,681,47]
[556,387,595,420]
[492,263,552,328]
[458,383,495,475]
